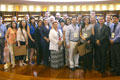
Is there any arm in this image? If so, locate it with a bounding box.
[65,27,70,46]
[27,26,35,42]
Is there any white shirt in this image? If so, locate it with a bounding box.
[49,28,63,51]
[17,28,28,42]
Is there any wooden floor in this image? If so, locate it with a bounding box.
[0,64,120,80]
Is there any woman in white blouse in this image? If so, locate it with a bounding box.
[16,20,28,66]
[49,21,64,69]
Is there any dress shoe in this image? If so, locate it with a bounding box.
[70,68,75,71]
[110,68,116,73]
[75,66,82,69]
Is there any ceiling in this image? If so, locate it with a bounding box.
[0,0,120,5]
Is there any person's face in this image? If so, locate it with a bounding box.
[112,17,119,24]
[53,22,58,29]
[25,15,29,22]
[90,17,96,24]
[106,16,111,22]
[67,19,71,25]
[63,15,67,20]
[31,18,35,23]
[50,18,54,22]
[38,21,42,27]
[72,18,76,24]
[60,22,64,27]
[84,18,89,25]
[12,22,16,28]
[12,17,17,22]
[78,16,82,22]
[44,19,48,25]
[0,18,2,24]
[21,21,26,28]
[99,17,104,24]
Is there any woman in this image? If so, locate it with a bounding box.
[34,20,43,65]
[16,20,28,66]
[80,16,93,71]
[5,21,17,68]
[41,18,51,66]
[49,21,64,69]
[27,16,37,65]
[63,18,71,66]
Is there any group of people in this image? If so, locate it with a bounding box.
[0,11,120,76]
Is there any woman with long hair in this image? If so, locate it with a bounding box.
[16,20,28,66]
[5,21,17,68]
[27,16,37,65]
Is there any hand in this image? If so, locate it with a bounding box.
[32,39,35,42]
[46,38,50,42]
[67,45,70,49]
[58,41,62,46]
[26,42,28,46]
[87,40,90,44]
[82,37,86,41]
[110,40,114,44]
[96,40,100,46]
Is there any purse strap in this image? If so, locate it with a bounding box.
[21,29,26,42]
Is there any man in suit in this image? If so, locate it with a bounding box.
[110,15,120,75]
[94,16,110,73]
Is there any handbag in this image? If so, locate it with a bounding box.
[85,43,93,50]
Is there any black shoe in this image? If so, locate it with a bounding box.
[95,68,100,71]
[75,66,82,69]
[110,68,116,73]
[70,68,75,71]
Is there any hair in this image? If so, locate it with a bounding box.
[112,15,119,19]
[29,16,36,28]
[19,20,27,31]
[43,18,50,26]
[65,18,71,25]
[37,20,43,27]
[11,21,17,29]
[71,16,77,20]
[60,19,65,23]
[99,15,104,19]
[80,16,90,32]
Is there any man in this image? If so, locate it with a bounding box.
[110,15,120,75]
[63,13,68,21]
[65,16,80,71]
[90,16,99,70]
[77,14,83,27]
[94,16,110,73]
[55,12,62,22]
[105,15,112,27]
[24,14,29,24]
[6,16,19,29]
[0,16,6,64]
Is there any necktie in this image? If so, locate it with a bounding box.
[113,24,117,32]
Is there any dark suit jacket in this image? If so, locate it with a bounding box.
[94,24,110,45]
[40,25,51,43]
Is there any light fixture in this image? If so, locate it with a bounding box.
[82,5,86,11]
[8,5,13,11]
[95,5,100,11]
[56,6,61,11]
[29,5,34,11]
[89,5,93,11]
[24,0,108,2]
[102,5,107,10]
[1,5,6,11]
[75,5,80,11]
[69,6,74,11]
[62,6,67,11]
[49,6,54,11]
[22,5,27,11]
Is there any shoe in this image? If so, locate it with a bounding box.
[29,62,34,65]
[4,63,9,69]
[19,62,23,67]
[70,68,75,71]
[95,68,100,71]
[75,66,82,69]
[12,64,15,68]
[23,62,27,66]
[110,68,116,73]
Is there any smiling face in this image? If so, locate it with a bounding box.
[98,16,104,25]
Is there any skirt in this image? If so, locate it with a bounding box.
[50,49,64,69]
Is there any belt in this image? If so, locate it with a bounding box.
[70,40,78,42]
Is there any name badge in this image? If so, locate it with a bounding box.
[111,33,115,38]
[74,33,78,38]
[83,33,88,38]
[0,33,2,37]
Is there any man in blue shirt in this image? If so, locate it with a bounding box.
[110,15,120,75]
[0,16,6,64]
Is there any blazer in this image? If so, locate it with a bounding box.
[94,24,110,45]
